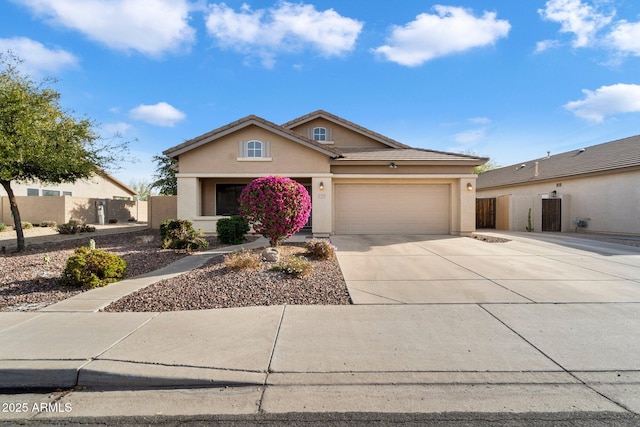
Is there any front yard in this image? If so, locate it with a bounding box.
[0,229,350,312]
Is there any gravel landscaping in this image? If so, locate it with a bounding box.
[103,244,351,312]
[0,230,228,311]
[0,229,350,312]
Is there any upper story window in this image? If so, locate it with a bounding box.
[313,127,326,142]
[27,188,39,196]
[309,127,333,144]
[239,140,271,160]
[247,140,262,158]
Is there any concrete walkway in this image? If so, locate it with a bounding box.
[1,232,640,420]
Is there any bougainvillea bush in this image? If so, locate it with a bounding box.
[239,176,311,246]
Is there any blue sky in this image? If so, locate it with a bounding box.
[2,0,640,185]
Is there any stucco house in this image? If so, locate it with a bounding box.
[475,135,640,235]
[0,173,144,226]
[0,172,137,200]
[163,110,487,236]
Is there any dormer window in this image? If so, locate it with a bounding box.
[238,140,271,161]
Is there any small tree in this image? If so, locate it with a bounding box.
[0,53,128,251]
[151,154,177,195]
[239,176,311,247]
[129,179,155,201]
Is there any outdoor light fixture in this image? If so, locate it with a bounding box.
[389,162,398,169]
[319,181,324,191]
[467,182,473,191]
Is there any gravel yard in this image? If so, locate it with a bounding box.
[103,244,351,312]
[0,228,350,312]
[0,229,227,311]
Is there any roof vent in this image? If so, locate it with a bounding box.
[516,164,526,170]
[578,148,585,153]
[546,151,551,158]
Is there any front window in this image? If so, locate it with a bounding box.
[42,190,60,197]
[247,140,262,158]
[216,184,246,215]
[313,127,326,142]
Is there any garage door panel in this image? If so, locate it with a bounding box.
[335,184,450,234]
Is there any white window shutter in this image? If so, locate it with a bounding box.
[327,127,333,142]
[239,140,247,157]
[307,127,312,139]
[264,141,271,157]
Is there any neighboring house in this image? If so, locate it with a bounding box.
[0,172,137,200]
[163,110,486,236]
[476,135,640,235]
[0,172,145,226]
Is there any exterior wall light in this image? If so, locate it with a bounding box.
[389,162,398,169]
[319,181,324,191]
[466,182,473,191]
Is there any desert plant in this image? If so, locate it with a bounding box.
[239,176,311,247]
[526,208,533,232]
[216,216,250,245]
[224,250,261,271]
[0,222,6,232]
[108,219,118,224]
[62,246,126,288]
[40,221,57,228]
[21,221,33,229]
[159,219,209,251]
[305,239,336,260]
[271,255,313,278]
[80,224,96,233]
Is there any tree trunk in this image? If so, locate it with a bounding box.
[1,180,25,252]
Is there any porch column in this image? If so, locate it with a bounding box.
[311,176,332,237]
[176,176,199,221]
[457,178,477,234]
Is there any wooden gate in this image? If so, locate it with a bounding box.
[542,198,561,232]
[476,198,496,229]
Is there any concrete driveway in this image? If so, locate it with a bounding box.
[331,233,640,304]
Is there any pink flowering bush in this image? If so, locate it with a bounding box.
[239,176,311,246]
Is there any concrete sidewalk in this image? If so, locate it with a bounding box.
[1,232,640,420]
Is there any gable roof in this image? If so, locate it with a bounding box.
[163,114,342,158]
[163,111,487,165]
[477,134,640,189]
[334,147,487,164]
[101,172,138,196]
[282,110,412,149]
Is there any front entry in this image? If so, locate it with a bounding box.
[542,198,561,232]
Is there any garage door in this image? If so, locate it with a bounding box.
[334,184,450,234]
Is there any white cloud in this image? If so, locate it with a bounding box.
[372,6,510,67]
[534,39,562,53]
[454,128,486,144]
[103,122,132,136]
[469,117,491,125]
[15,0,195,56]
[564,83,640,122]
[205,2,363,67]
[129,102,186,127]
[0,36,78,75]
[607,20,640,56]
[538,0,614,48]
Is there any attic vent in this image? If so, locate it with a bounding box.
[578,148,585,153]
[516,164,526,170]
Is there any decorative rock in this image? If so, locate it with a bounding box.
[262,247,280,262]
[135,235,155,244]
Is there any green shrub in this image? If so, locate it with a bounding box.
[224,250,261,270]
[80,224,96,233]
[0,222,6,232]
[21,221,33,229]
[41,221,57,228]
[159,219,209,252]
[57,220,95,235]
[305,239,336,260]
[271,255,312,278]
[62,246,127,288]
[217,216,250,245]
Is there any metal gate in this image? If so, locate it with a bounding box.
[476,198,496,229]
[542,198,561,232]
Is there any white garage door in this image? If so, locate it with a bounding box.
[334,184,450,234]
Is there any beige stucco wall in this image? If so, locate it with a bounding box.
[148,196,178,229]
[289,118,389,149]
[177,125,331,175]
[477,170,640,234]
[0,174,135,199]
[2,196,67,226]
